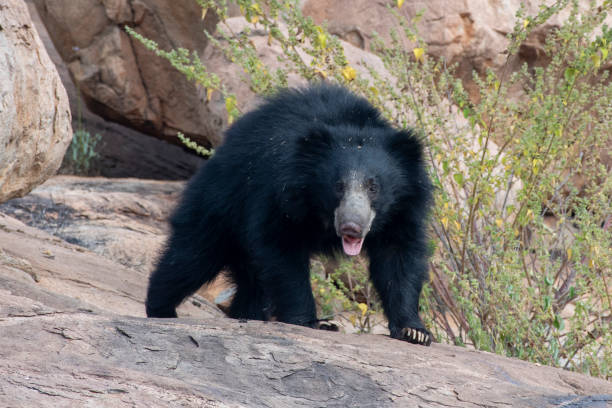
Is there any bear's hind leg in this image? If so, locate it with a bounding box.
[146,234,224,318]
[227,262,271,321]
[257,252,318,327]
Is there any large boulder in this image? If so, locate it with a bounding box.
[0,211,219,318]
[0,0,72,203]
[0,176,181,273]
[32,0,224,148]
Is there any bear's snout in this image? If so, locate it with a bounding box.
[333,173,376,256]
[339,221,362,238]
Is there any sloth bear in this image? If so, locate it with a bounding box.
[146,84,433,346]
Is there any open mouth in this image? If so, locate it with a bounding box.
[342,235,364,256]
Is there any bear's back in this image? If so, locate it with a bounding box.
[222,84,387,151]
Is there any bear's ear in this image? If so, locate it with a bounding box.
[296,127,333,160]
[386,129,425,166]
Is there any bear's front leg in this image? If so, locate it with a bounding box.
[367,244,432,346]
[255,249,318,327]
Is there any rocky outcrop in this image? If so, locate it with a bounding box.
[1,208,611,406]
[32,0,223,148]
[0,176,231,304]
[301,0,611,101]
[3,312,611,407]
[0,212,216,318]
[28,0,611,153]
[0,176,181,272]
[204,17,390,121]
[0,0,72,203]
[22,0,204,180]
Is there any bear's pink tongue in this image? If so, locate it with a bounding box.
[342,235,363,256]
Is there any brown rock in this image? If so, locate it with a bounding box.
[204,17,391,121]
[25,0,204,180]
[0,176,182,273]
[32,0,224,148]
[302,0,507,102]
[0,175,232,306]
[0,0,72,203]
[301,0,611,101]
[0,212,219,318]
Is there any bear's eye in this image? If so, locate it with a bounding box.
[366,178,378,195]
[335,181,345,194]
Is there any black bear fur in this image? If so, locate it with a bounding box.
[146,83,433,346]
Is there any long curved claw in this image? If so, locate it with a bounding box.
[399,327,432,346]
[315,321,340,331]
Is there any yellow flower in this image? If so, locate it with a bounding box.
[441,217,449,229]
[225,95,237,124]
[413,47,425,62]
[341,65,357,81]
[315,27,327,49]
[357,303,368,317]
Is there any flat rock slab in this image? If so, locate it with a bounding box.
[0,176,183,272]
[0,212,218,318]
[1,309,611,407]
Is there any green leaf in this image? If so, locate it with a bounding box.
[553,314,565,331]
[543,295,551,311]
[453,172,464,186]
[544,274,553,286]
[442,160,449,173]
[564,67,577,84]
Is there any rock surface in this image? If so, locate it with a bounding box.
[1,231,611,406]
[0,176,181,272]
[32,0,223,148]
[0,176,231,304]
[1,182,611,407]
[0,212,218,319]
[0,0,72,203]
[204,17,391,122]
[3,311,611,408]
[301,0,611,101]
[24,0,204,180]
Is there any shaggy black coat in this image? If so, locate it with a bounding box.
[146,83,433,345]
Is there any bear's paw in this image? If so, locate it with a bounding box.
[395,327,432,346]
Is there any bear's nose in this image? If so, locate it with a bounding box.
[340,222,362,238]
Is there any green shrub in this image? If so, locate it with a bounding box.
[311,256,384,333]
[65,129,102,175]
[129,0,611,378]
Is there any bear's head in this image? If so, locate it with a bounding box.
[290,124,429,256]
